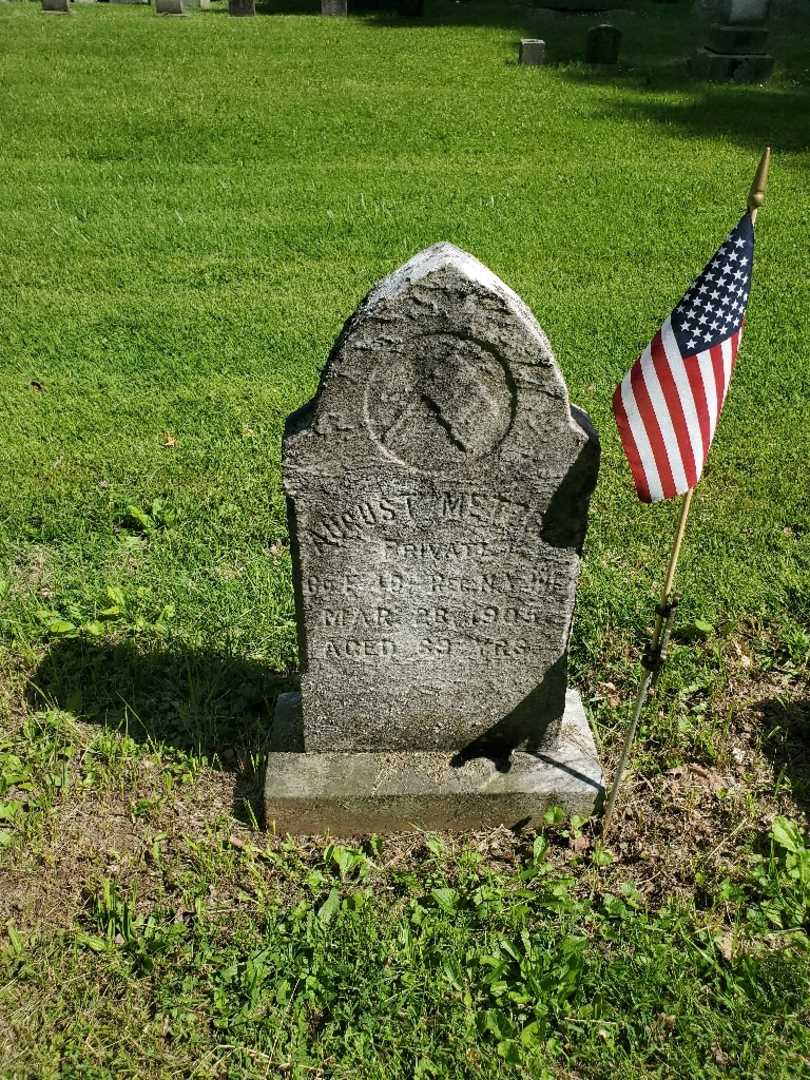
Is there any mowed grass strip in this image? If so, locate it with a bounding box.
[0,3,809,1076]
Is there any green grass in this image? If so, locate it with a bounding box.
[1,1,809,1075]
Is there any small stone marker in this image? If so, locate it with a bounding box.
[264,243,603,834]
[695,0,773,81]
[321,0,347,14]
[155,0,184,12]
[519,39,546,66]
[229,0,255,14]
[585,24,621,64]
[42,0,72,13]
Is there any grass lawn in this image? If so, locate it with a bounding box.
[1,0,809,1075]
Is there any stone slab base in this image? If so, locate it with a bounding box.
[264,690,603,834]
[694,47,774,81]
[706,23,768,53]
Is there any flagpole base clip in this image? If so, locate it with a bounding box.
[641,596,679,675]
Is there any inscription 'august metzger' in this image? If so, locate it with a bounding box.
[283,243,599,754]
[308,490,543,550]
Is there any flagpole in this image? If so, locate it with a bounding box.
[601,148,771,839]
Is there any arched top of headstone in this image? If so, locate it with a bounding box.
[360,242,546,345]
[285,243,595,492]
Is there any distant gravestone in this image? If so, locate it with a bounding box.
[722,0,769,20]
[264,243,603,833]
[229,0,255,14]
[585,24,621,63]
[695,0,773,79]
[519,38,546,65]
[321,0,347,13]
[155,0,184,12]
[42,0,72,12]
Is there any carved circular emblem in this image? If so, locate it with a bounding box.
[365,336,515,472]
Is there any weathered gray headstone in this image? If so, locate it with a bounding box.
[42,0,72,12]
[585,23,621,63]
[264,243,603,833]
[695,0,773,80]
[155,0,184,13]
[519,39,546,66]
[229,0,255,14]
[321,0,347,14]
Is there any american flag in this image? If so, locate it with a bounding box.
[613,212,754,503]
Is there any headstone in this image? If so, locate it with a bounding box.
[42,0,72,12]
[264,243,603,833]
[229,0,255,14]
[321,0,347,13]
[722,0,769,21]
[519,38,546,66]
[155,0,184,12]
[585,23,621,63]
[695,0,773,80]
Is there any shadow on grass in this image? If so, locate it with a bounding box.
[255,0,530,26]
[554,61,810,152]
[30,638,295,825]
[756,693,810,821]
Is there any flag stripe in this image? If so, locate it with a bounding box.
[721,337,734,406]
[697,349,719,443]
[685,358,711,485]
[710,344,726,426]
[612,383,651,502]
[620,369,663,502]
[652,326,697,488]
[661,318,705,471]
[639,342,687,496]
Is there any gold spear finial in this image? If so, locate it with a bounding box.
[748,147,771,220]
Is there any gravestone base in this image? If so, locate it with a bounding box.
[264,690,603,834]
[693,46,774,81]
[706,22,768,52]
